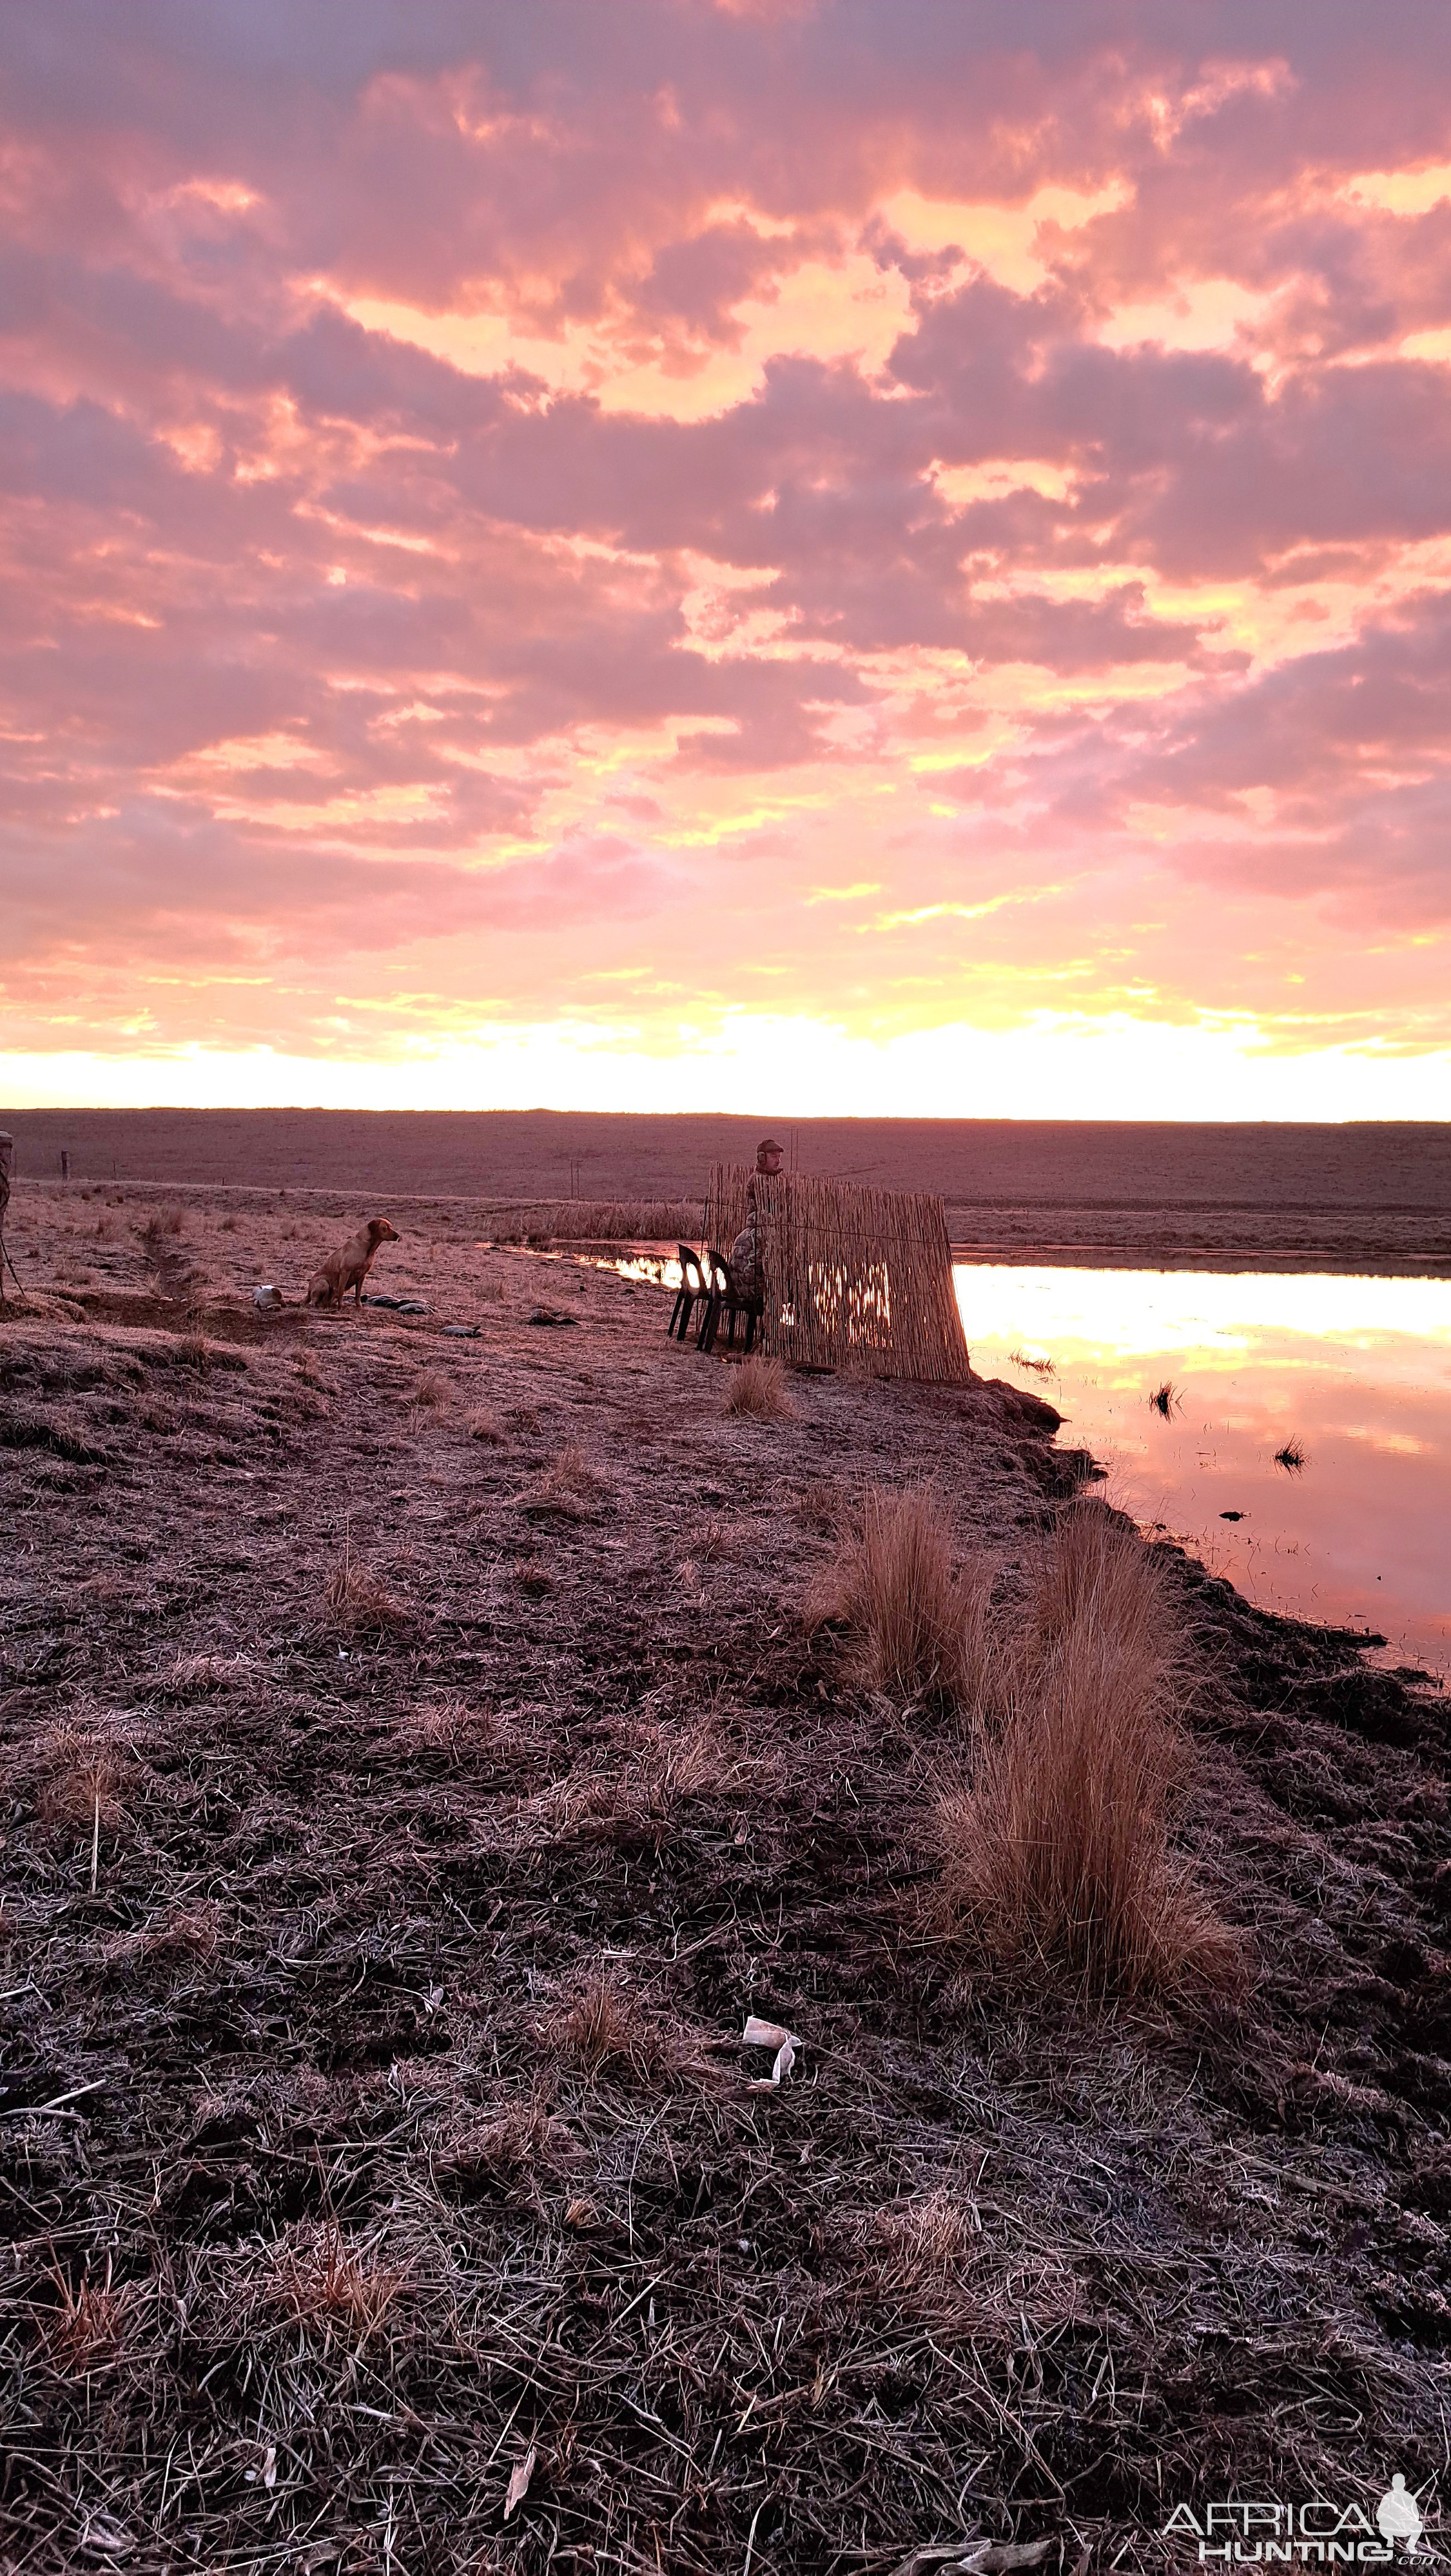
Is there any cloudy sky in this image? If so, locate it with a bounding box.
[5,1,1451,1116]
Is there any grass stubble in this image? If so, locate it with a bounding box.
[0,1179,1447,2572]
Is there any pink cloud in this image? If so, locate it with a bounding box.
[2,2,1451,1081]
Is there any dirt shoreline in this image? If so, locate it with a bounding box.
[2,1185,1448,2573]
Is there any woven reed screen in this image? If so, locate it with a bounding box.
[704,1164,972,1382]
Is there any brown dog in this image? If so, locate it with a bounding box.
[307,1216,399,1308]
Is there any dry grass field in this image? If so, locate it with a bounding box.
[7,1108,1451,1273]
[1,1181,1449,2572]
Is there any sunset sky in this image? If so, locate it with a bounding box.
[6,2,1451,1118]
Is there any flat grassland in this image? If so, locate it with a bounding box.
[8,1108,1451,1271]
[1,1183,1449,2572]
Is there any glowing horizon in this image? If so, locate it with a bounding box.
[4,4,1451,1119]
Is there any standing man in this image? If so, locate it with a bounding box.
[729,1136,785,1301]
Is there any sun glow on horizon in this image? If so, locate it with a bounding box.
[9,1010,1451,1122]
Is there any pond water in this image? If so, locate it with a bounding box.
[954,1265,1451,1682]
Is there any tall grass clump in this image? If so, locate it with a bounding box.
[939,1504,1241,2002]
[809,1483,992,1705]
[724,1354,794,1420]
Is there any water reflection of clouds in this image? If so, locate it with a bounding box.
[957,1268,1451,1365]
[955,1263,1451,1682]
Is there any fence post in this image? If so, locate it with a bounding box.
[0,1133,13,1298]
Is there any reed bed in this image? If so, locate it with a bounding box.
[485,1198,703,1245]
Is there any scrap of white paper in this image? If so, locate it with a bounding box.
[742,2014,797,2088]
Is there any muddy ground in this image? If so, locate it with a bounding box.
[1,1183,1449,2574]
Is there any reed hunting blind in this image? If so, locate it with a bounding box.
[705,1163,972,1382]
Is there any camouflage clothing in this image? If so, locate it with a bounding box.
[729,1218,762,1301]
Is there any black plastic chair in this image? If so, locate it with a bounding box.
[697,1245,762,1355]
[668,1244,710,1340]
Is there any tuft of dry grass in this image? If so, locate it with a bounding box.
[321,1536,407,1635]
[396,1695,494,1757]
[104,1904,223,1973]
[270,2222,405,2350]
[808,1482,991,1705]
[512,1441,603,1521]
[447,2102,578,2187]
[869,2185,981,2280]
[411,1370,446,1409]
[546,1970,688,2081]
[631,1715,753,1809]
[938,1505,1243,2001]
[468,1407,504,1443]
[45,2266,128,2374]
[724,1353,795,1419]
[553,1971,643,2071]
[167,1651,250,1695]
[524,1718,770,1855]
[36,1725,136,1835]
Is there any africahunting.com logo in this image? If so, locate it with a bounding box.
[1163,2477,1429,2561]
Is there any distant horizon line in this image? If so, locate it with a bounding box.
[6,1106,1451,1131]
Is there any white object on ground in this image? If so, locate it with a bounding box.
[504,2446,537,2521]
[742,2014,797,2089]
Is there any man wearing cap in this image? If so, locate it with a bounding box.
[728,1137,784,1302]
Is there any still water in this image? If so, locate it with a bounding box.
[955,1266,1451,1681]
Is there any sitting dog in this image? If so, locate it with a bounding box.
[307,1216,399,1308]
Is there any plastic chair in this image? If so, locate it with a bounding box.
[697,1246,762,1355]
[668,1244,710,1340]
